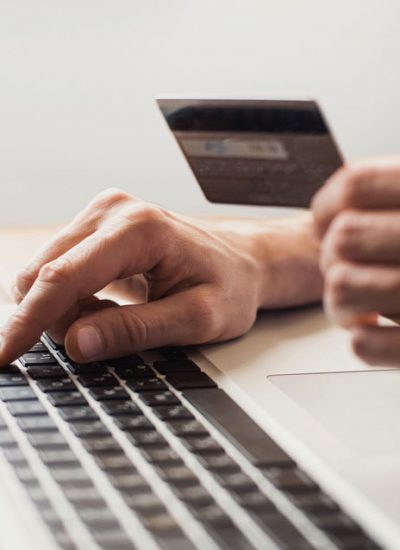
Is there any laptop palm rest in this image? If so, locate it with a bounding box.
[270,370,400,456]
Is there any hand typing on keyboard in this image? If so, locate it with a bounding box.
[0,189,321,365]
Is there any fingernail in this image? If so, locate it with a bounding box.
[76,325,103,360]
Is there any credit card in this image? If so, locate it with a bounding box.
[157,97,343,208]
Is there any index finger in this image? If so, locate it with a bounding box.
[0,219,164,365]
[312,157,400,238]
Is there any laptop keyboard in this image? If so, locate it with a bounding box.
[0,336,380,550]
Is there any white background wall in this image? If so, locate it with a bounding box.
[1,0,399,224]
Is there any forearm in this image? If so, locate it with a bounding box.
[196,213,323,310]
[253,214,323,308]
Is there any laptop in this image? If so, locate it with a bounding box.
[0,98,395,549]
[0,302,391,550]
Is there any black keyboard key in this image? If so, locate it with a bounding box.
[329,534,380,550]
[95,453,134,471]
[89,386,130,401]
[29,342,48,353]
[3,447,28,464]
[215,471,257,493]
[78,373,118,387]
[124,491,164,514]
[182,436,223,455]
[153,359,200,374]
[91,528,132,548]
[0,429,17,447]
[108,471,149,492]
[313,513,362,537]
[59,406,99,422]
[196,510,256,550]
[252,512,313,549]
[20,352,56,366]
[166,419,209,438]
[114,364,154,379]
[166,372,216,390]
[82,436,121,454]
[152,405,194,421]
[7,400,46,416]
[197,453,240,473]
[140,446,182,466]
[27,365,66,379]
[140,510,185,538]
[38,449,79,467]
[212,526,255,550]
[127,377,167,392]
[47,391,87,407]
[172,484,214,506]
[100,400,141,416]
[156,465,198,487]
[0,373,27,386]
[51,467,89,483]
[42,333,64,350]
[0,364,20,374]
[55,348,69,363]
[193,503,232,527]
[263,467,319,494]
[126,430,166,448]
[66,362,108,375]
[288,492,340,515]
[234,490,276,513]
[37,378,76,393]
[77,506,118,526]
[0,386,37,401]
[184,387,295,467]
[70,421,110,437]
[157,347,187,360]
[138,391,180,407]
[17,416,57,432]
[113,415,152,431]
[27,432,68,448]
[106,355,145,368]
[63,486,103,504]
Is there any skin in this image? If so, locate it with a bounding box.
[312,156,400,367]
[0,188,322,365]
[4,155,398,369]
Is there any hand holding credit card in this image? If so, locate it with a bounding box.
[158,97,343,208]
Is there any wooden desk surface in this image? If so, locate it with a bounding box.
[0,225,58,305]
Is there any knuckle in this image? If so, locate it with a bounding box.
[120,202,166,228]
[91,188,132,210]
[328,211,359,257]
[339,165,373,207]
[325,262,351,307]
[119,308,149,350]
[38,258,72,286]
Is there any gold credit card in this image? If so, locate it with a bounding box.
[158,97,343,208]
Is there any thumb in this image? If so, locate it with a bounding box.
[64,289,209,362]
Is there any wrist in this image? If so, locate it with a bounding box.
[194,213,323,310]
[249,214,323,309]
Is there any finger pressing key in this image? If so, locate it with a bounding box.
[0,224,163,366]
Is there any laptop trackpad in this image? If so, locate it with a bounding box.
[270,370,400,456]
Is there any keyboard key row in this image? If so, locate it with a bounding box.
[17,341,381,549]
